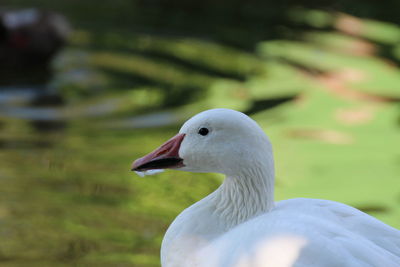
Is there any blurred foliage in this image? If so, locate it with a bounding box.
[1,0,400,266]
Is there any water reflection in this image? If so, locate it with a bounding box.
[0,3,400,266]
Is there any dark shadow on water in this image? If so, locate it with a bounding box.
[31,94,65,106]
[0,138,53,149]
[355,205,389,214]
[0,66,52,87]
[279,58,328,76]
[128,49,248,81]
[90,46,248,81]
[94,67,163,89]
[30,91,67,132]
[30,120,67,132]
[245,96,295,115]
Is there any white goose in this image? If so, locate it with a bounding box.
[132,108,400,267]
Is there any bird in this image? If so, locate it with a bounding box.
[132,108,400,267]
[0,8,70,66]
[0,8,70,86]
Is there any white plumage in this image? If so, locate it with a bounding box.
[134,108,400,267]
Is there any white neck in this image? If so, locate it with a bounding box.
[161,158,275,266]
[212,162,275,229]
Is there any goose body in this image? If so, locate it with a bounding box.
[164,197,400,267]
[132,109,400,267]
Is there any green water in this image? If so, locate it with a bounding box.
[0,120,218,266]
[1,96,399,266]
[1,2,400,266]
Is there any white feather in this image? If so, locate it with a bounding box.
[148,109,400,267]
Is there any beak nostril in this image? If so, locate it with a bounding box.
[155,147,170,157]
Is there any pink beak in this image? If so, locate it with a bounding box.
[131,133,185,171]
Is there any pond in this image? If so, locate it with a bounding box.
[1,3,400,266]
[1,89,399,267]
[0,113,225,266]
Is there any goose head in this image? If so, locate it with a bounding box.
[132,109,274,178]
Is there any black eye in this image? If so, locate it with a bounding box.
[198,127,209,136]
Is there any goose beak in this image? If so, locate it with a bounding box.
[131,133,185,172]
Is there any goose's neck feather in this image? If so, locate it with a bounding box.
[161,155,275,266]
[212,165,275,229]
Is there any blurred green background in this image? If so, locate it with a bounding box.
[0,0,399,266]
